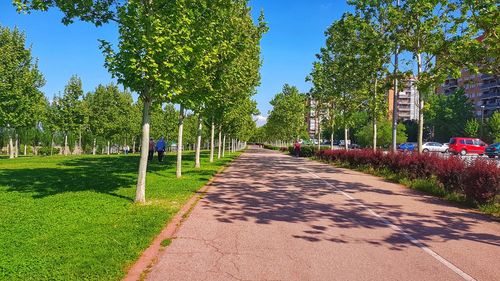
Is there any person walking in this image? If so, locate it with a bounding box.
[293,140,301,157]
[148,138,155,161]
[156,137,166,162]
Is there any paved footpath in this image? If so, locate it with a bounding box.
[147,147,500,281]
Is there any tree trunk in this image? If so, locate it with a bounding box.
[373,78,378,151]
[210,120,215,163]
[107,140,110,155]
[317,117,321,151]
[93,138,96,155]
[24,143,27,156]
[195,114,202,168]
[64,133,69,156]
[391,39,400,152]
[418,99,424,153]
[330,132,334,150]
[344,126,349,150]
[133,139,136,153]
[78,129,82,155]
[176,105,185,178]
[15,134,19,158]
[135,98,152,203]
[50,134,54,156]
[417,52,423,154]
[222,135,226,157]
[217,125,222,159]
[8,135,14,159]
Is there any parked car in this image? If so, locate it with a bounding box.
[398,142,417,152]
[448,137,488,156]
[485,142,500,158]
[422,142,449,153]
[349,143,361,149]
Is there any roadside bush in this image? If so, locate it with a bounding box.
[289,145,327,157]
[317,148,500,204]
[463,160,500,204]
[435,156,466,193]
[38,147,60,156]
[263,144,280,150]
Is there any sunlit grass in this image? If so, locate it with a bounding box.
[0,151,240,280]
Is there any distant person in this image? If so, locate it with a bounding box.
[293,140,301,157]
[148,138,155,161]
[156,137,166,162]
[124,145,130,155]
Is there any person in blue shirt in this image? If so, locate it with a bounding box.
[156,137,166,162]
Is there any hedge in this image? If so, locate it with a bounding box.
[317,149,500,204]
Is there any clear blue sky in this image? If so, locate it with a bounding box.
[0,1,352,118]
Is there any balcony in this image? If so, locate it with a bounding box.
[481,92,500,100]
[484,103,500,110]
[481,74,495,80]
[445,79,458,86]
[480,83,499,90]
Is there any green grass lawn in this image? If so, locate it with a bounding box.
[0,151,241,280]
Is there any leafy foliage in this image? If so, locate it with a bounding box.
[265,84,307,141]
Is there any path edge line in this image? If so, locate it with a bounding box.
[122,152,244,281]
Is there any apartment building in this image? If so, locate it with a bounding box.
[306,98,319,139]
[388,77,420,122]
[437,70,499,118]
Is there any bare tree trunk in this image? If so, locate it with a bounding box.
[222,135,226,157]
[195,114,202,168]
[418,99,424,152]
[330,132,334,150]
[92,138,96,155]
[176,105,185,178]
[64,133,69,156]
[217,125,222,159]
[317,118,321,151]
[210,120,215,163]
[8,135,14,159]
[24,143,27,156]
[78,129,82,155]
[373,78,378,151]
[391,9,400,152]
[107,140,110,155]
[133,139,136,153]
[50,134,54,156]
[344,126,349,150]
[135,98,152,203]
[417,52,423,154]
[15,134,19,158]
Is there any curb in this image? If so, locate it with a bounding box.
[122,152,244,281]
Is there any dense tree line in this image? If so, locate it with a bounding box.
[260,0,498,151]
[3,0,266,202]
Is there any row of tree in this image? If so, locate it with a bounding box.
[260,0,498,151]
[5,0,267,202]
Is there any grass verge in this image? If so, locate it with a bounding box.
[0,151,241,280]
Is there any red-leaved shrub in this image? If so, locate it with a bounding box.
[435,156,466,193]
[463,160,500,204]
[315,149,500,204]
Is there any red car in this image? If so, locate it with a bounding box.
[448,137,488,156]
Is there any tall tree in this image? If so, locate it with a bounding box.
[266,85,307,142]
[0,25,45,158]
[425,89,474,142]
[85,84,133,155]
[53,75,85,155]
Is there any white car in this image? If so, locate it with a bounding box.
[422,142,449,153]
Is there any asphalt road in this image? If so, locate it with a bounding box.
[146,147,500,281]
